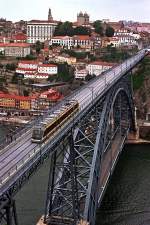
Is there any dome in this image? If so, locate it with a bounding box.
[78,11,83,16]
[84,12,89,17]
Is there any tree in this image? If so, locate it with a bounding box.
[47,75,57,82]
[105,26,114,37]
[57,63,74,82]
[74,26,91,35]
[25,54,37,60]
[85,74,96,81]
[23,89,29,96]
[54,22,63,36]
[6,63,16,71]
[11,73,18,84]
[54,21,74,36]
[93,20,104,36]
[35,41,44,54]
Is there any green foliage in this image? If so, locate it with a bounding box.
[105,26,115,37]
[93,20,114,37]
[11,73,18,84]
[74,26,91,35]
[61,49,88,59]
[18,54,37,60]
[54,22,91,36]
[0,77,6,83]
[57,63,74,82]
[23,89,29,96]
[6,63,16,71]
[0,55,5,59]
[26,54,37,60]
[93,20,104,36]
[47,75,57,82]
[85,74,96,81]
[35,41,44,54]
[54,21,74,36]
[100,47,130,63]
[133,72,144,90]
[133,57,150,90]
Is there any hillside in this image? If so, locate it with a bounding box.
[133,56,150,120]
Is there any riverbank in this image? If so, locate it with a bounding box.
[126,138,150,144]
[126,122,150,145]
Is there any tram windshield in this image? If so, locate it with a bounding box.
[32,128,43,140]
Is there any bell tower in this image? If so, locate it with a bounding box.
[48,8,53,21]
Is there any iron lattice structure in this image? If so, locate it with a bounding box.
[44,73,135,225]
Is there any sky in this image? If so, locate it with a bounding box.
[1,0,150,23]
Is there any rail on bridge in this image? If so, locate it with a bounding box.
[0,49,148,225]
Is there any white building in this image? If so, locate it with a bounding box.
[86,61,116,76]
[0,43,31,57]
[73,35,92,50]
[18,60,38,70]
[112,29,140,47]
[16,61,38,75]
[49,36,74,49]
[24,72,49,79]
[55,56,76,65]
[38,64,57,75]
[16,60,57,79]
[27,20,58,43]
[75,69,88,79]
[109,35,138,47]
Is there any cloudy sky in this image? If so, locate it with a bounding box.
[1,0,150,22]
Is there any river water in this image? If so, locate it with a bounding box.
[1,125,150,225]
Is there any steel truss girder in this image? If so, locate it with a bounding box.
[0,195,18,225]
[0,72,134,225]
[83,74,135,225]
[44,73,135,225]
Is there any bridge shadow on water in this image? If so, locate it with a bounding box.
[96,144,150,225]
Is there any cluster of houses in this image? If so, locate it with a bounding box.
[15,58,116,80]
[0,8,148,58]
[0,89,63,111]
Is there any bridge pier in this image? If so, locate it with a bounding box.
[44,130,80,225]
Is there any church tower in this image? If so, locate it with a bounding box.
[48,8,53,21]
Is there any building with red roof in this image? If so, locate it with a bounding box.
[0,93,37,110]
[50,36,74,49]
[12,33,27,43]
[0,43,30,57]
[38,88,63,109]
[73,35,93,50]
[16,60,58,79]
[50,35,93,50]
[0,88,63,110]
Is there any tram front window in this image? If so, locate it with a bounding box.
[32,128,43,140]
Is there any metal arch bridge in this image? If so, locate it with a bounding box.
[0,49,148,225]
